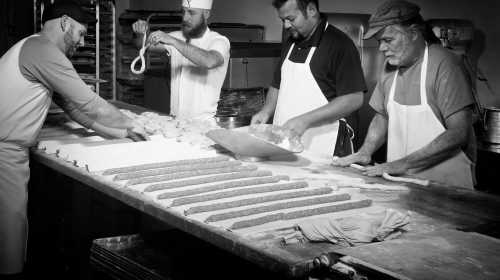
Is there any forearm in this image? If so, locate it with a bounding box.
[261,87,279,115]
[68,109,127,139]
[80,97,133,129]
[396,128,468,170]
[358,113,388,156]
[171,38,223,69]
[94,102,133,129]
[56,97,95,128]
[134,32,165,53]
[55,97,128,138]
[393,108,472,170]
[298,92,363,128]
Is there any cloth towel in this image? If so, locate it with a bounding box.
[283,209,410,246]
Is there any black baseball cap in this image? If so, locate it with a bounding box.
[42,1,97,25]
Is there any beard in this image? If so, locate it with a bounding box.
[287,12,309,42]
[288,29,305,42]
[63,27,78,57]
[182,20,208,40]
[387,37,415,67]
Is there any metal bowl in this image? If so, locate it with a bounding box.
[214,116,251,129]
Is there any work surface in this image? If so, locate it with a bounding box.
[31,102,500,279]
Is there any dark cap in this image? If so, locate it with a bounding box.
[364,0,421,39]
[42,1,97,25]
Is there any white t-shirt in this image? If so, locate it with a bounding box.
[165,28,230,120]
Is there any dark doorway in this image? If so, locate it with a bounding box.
[0,0,35,56]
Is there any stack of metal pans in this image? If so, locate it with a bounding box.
[90,235,169,280]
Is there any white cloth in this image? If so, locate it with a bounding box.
[0,142,29,274]
[386,46,474,189]
[273,24,339,160]
[182,0,213,9]
[165,28,229,120]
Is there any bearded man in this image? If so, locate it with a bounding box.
[0,1,147,277]
[132,0,230,120]
[332,0,476,189]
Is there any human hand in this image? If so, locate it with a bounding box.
[132,20,149,34]
[127,121,150,142]
[282,116,309,137]
[251,110,271,125]
[331,152,371,167]
[362,160,409,177]
[148,31,176,46]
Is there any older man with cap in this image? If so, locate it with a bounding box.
[332,0,476,189]
[132,0,230,120]
[251,0,366,160]
[0,1,147,277]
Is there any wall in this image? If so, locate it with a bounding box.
[126,0,500,106]
[128,0,283,42]
[320,0,500,107]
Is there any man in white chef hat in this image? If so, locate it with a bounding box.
[132,0,230,120]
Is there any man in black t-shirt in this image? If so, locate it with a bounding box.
[251,0,367,159]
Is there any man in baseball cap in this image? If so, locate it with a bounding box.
[42,1,97,57]
[363,0,421,40]
[0,1,147,277]
[132,0,230,120]
[333,0,477,189]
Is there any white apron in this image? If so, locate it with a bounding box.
[386,46,474,189]
[0,35,50,274]
[274,24,342,160]
[0,142,29,274]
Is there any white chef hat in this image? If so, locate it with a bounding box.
[182,0,213,10]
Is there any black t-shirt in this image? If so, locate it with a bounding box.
[272,17,367,100]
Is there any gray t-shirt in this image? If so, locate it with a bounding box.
[369,44,476,161]
[0,34,106,145]
[19,34,99,111]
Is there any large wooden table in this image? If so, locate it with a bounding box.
[29,102,500,279]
